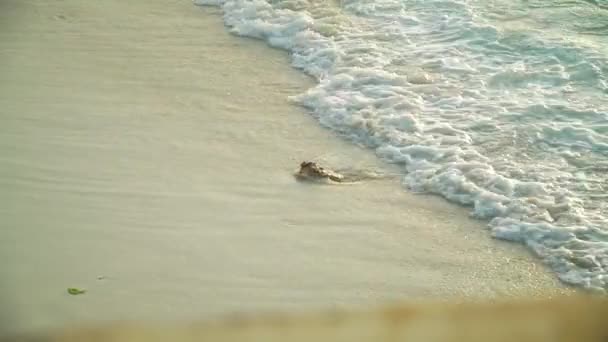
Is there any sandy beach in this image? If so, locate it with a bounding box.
[0,0,574,336]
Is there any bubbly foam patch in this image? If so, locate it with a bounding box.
[197,0,608,292]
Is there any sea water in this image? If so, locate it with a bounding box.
[195,0,608,292]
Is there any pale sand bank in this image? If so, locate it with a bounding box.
[7,296,608,342]
[0,0,572,336]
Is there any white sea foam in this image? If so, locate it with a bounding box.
[197,0,608,292]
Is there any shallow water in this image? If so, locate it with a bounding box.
[197,0,608,292]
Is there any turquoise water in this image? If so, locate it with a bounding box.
[197,0,608,292]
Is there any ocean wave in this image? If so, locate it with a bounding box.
[196,0,608,292]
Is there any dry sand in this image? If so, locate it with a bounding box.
[0,0,573,336]
[8,296,608,342]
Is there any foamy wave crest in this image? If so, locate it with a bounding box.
[196,0,608,292]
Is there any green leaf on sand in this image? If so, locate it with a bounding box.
[67,287,86,295]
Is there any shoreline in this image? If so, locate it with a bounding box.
[1,0,574,336]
